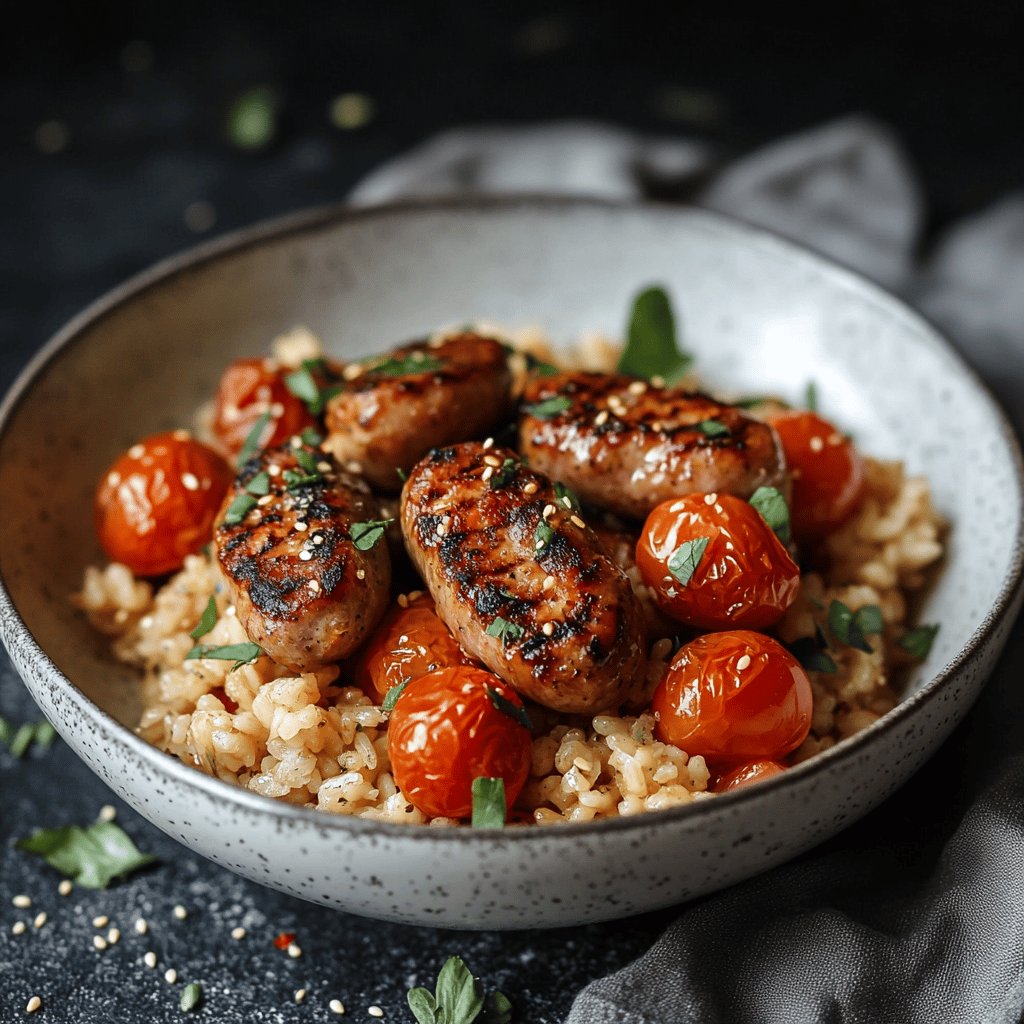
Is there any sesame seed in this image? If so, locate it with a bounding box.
[523,481,538,495]
[58,880,72,896]
[313,534,325,545]
[345,460,363,474]
[561,496,573,509]
[535,539,545,550]
[714,504,724,514]
[225,605,236,616]
[318,461,333,473]
[231,926,246,940]
[542,622,555,636]
[308,580,321,593]
[93,936,108,951]
[628,380,647,395]
[287,943,302,958]
[267,463,282,476]
[181,472,200,491]
[128,444,145,459]
[295,521,309,532]
[26,996,42,1015]
[397,594,409,609]
[736,654,752,671]
[294,989,307,1004]
[483,454,502,467]
[33,912,47,929]
[12,922,26,936]
[543,504,555,519]
[482,437,495,449]
[570,515,586,529]
[329,999,345,1015]
[481,466,494,482]
[650,375,666,388]
[704,493,718,505]
[435,521,447,536]
[270,402,285,417]
[809,436,824,452]
[92,915,108,928]
[290,435,304,448]
[135,918,148,935]
[107,927,120,944]
[257,494,274,506]
[407,590,424,603]
[594,410,609,426]
[13,895,31,909]
[369,1008,384,1018]
[144,952,158,968]
[98,804,117,822]
[299,550,313,561]
[542,575,555,591]
[173,905,188,920]
[343,363,362,380]
[165,968,178,984]
[106,471,121,487]
[173,429,192,442]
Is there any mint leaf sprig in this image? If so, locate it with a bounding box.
[618,285,693,385]
[407,955,512,1024]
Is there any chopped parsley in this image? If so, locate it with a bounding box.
[9,723,36,759]
[300,426,324,447]
[471,777,506,830]
[223,493,257,525]
[16,821,157,889]
[553,481,581,513]
[350,518,394,551]
[237,410,272,465]
[486,687,532,731]
[805,380,819,411]
[691,419,731,439]
[485,617,524,646]
[284,359,343,415]
[184,642,263,671]
[489,458,519,490]
[898,623,940,660]
[618,285,693,385]
[522,351,559,377]
[283,449,323,489]
[667,537,710,587]
[245,471,271,497]
[189,596,218,641]
[382,680,411,711]
[396,467,408,483]
[407,956,512,1024]
[534,519,555,558]
[523,395,571,420]
[1,719,56,759]
[828,600,883,654]
[369,353,444,377]
[788,625,838,674]
[749,486,792,546]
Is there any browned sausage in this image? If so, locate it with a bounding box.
[214,441,391,671]
[324,333,514,492]
[518,372,788,520]
[400,442,648,714]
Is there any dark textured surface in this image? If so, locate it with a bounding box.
[2,2,1022,1021]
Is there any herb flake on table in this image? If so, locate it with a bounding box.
[898,623,940,659]
[16,821,157,889]
[350,518,394,551]
[180,983,202,1013]
[668,537,710,587]
[749,486,792,545]
[618,285,693,385]
[1,719,58,758]
[407,955,512,1024]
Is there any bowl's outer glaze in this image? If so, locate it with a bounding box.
[1,199,1021,929]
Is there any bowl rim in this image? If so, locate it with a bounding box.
[2,194,1022,844]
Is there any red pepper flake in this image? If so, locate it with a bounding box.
[273,932,296,950]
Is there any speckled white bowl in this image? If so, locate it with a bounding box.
[1,198,1021,929]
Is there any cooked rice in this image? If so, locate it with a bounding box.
[76,327,944,825]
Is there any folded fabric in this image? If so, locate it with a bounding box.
[351,118,1024,1024]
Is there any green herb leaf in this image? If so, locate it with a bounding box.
[618,285,693,384]
[553,481,581,513]
[522,351,559,377]
[382,680,410,711]
[223,493,257,525]
[805,380,819,411]
[437,953,487,1020]
[283,469,322,490]
[10,723,35,759]
[189,597,219,641]
[471,778,506,830]
[828,600,882,654]
[898,623,940,660]
[16,821,157,889]
[524,395,571,420]
[788,627,838,674]
[667,537,710,587]
[33,721,57,752]
[749,486,792,546]
[0,716,11,746]
[692,419,731,439]
[295,448,320,474]
[245,471,271,497]
[486,687,532,731]
[480,991,513,1024]
[534,519,555,558]
[185,642,263,669]
[180,983,202,1013]
[396,467,408,483]
[407,987,440,1024]
[489,458,519,490]
[300,427,324,447]
[284,362,342,416]
[226,85,277,151]
[485,617,524,646]
[370,354,444,377]
[350,518,394,551]
[237,410,272,465]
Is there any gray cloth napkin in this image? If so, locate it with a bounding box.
[351,119,1024,1024]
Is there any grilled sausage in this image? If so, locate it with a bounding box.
[324,332,514,492]
[214,441,391,671]
[518,372,788,521]
[400,442,647,714]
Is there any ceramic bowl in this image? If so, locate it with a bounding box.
[1,198,1021,930]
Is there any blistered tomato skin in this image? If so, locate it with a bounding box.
[652,631,812,763]
[95,432,233,577]
[766,410,865,542]
[711,759,786,793]
[636,493,800,631]
[352,593,475,704]
[213,357,316,458]
[387,667,532,821]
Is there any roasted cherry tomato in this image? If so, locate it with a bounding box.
[352,593,474,704]
[766,410,864,542]
[95,431,233,576]
[387,666,532,820]
[636,493,800,630]
[711,759,786,793]
[213,357,316,458]
[652,630,812,762]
